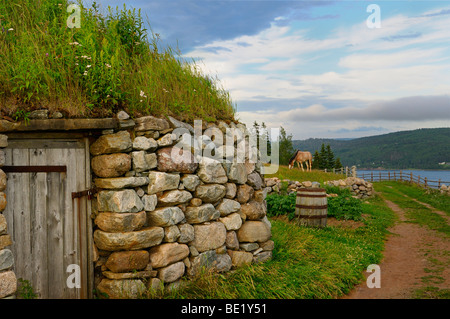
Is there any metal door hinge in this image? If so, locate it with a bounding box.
[72,187,97,200]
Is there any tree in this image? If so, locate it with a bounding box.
[279,126,294,166]
[326,144,335,169]
[312,150,321,169]
[335,157,343,169]
[319,143,327,169]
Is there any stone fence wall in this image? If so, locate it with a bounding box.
[439,184,450,196]
[0,134,17,299]
[91,115,273,298]
[265,176,374,199]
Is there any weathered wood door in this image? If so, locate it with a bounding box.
[3,136,92,299]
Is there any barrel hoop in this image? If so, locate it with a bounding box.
[297,194,326,198]
[298,215,327,219]
[297,188,325,193]
[296,204,328,210]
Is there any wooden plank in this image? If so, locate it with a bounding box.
[45,148,68,299]
[0,118,118,133]
[6,132,87,140]
[29,148,49,299]
[63,147,78,299]
[7,139,85,150]
[47,170,65,298]
[11,148,32,294]
[1,166,67,173]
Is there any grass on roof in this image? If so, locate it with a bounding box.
[0,0,236,123]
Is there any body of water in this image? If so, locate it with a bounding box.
[357,169,450,188]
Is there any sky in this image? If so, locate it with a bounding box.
[84,0,450,140]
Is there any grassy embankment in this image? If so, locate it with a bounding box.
[0,0,235,122]
[375,181,450,299]
[151,167,396,299]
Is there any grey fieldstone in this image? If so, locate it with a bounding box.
[147,172,180,195]
[97,190,144,213]
[147,207,185,227]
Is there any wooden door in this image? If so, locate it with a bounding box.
[2,137,92,299]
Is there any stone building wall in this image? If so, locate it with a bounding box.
[0,134,17,299]
[91,115,273,298]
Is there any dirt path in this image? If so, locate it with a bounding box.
[343,195,449,299]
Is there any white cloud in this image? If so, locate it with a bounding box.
[186,3,450,139]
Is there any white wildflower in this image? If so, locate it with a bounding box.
[107,95,110,98]
[86,65,91,68]
[8,28,14,31]
[105,63,112,68]
[83,71,88,76]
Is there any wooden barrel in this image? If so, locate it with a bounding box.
[295,188,327,227]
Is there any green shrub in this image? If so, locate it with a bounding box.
[267,190,364,222]
[266,192,296,220]
[327,195,364,221]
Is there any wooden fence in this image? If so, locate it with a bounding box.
[357,170,450,190]
[319,166,449,190]
[321,166,357,177]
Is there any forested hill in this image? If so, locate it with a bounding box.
[292,128,450,169]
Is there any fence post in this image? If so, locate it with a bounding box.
[388,171,390,180]
[351,166,356,178]
[394,171,396,180]
[400,170,402,181]
[438,179,441,188]
[410,172,413,183]
[345,166,348,177]
[371,172,373,182]
[424,177,428,188]
[333,168,335,174]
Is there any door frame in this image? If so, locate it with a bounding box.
[3,132,94,299]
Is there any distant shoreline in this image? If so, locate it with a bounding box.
[358,168,450,171]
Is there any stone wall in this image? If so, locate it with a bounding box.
[0,134,17,299]
[91,115,273,298]
[324,177,374,199]
[439,184,450,196]
[265,176,374,199]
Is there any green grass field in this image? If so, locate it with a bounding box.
[264,166,347,185]
[142,168,397,299]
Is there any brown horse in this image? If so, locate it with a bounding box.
[288,150,312,171]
